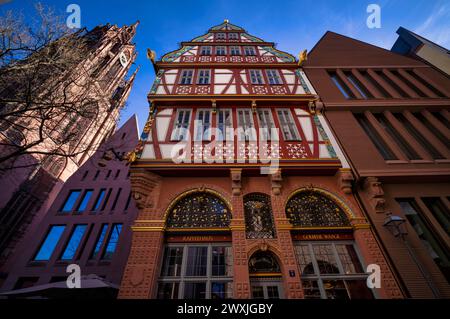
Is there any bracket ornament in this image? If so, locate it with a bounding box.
[230,169,242,196]
[363,177,386,213]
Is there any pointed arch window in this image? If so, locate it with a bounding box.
[286,191,351,228]
[166,192,231,229]
[244,193,276,239]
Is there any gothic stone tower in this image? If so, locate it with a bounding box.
[119,21,403,299]
[0,23,139,264]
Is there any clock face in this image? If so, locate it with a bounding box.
[119,52,128,67]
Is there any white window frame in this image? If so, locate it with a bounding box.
[179,70,194,85]
[230,46,241,56]
[294,241,371,299]
[266,69,282,85]
[217,109,234,141]
[197,69,211,85]
[215,46,227,56]
[244,46,256,56]
[257,109,276,141]
[216,33,226,40]
[158,243,233,299]
[171,109,192,141]
[250,70,264,85]
[237,109,256,141]
[200,46,212,56]
[228,33,239,40]
[194,109,212,141]
[276,109,300,141]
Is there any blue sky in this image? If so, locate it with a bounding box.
[2,0,449,131]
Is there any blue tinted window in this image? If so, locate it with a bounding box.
[77,190,93,212]
[90,224,108,259]
[61,191,81,212]
[102,224,122,260]
[34,226,66,261]
[93,189,106,211]
[61,225,87,260]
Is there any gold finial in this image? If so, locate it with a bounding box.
[147,48,156,63]
[224,19,229,24]
[298,49,307,66]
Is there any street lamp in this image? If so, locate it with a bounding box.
[383,212,407,237]
[382,211,440,297]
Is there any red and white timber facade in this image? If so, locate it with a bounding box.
[119,21,403,300]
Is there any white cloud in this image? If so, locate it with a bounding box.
[414,2,450,48]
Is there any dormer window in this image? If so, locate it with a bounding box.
[244,46,256,56]
[216,46,226,56]
[216,33,226,40]
[228,33,239,40]
[200,46,212,56]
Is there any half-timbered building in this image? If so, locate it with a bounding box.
[118,21,404,299]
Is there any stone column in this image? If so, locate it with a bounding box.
[271,189,303,299]
[230,194,250,299]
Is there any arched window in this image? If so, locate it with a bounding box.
[248,251,281,274]
[166,192,231,228]
[244,193,276,239]
[286,190,351,227]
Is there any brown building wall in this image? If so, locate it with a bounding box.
[304,31,450,298]
[118,172,403,299]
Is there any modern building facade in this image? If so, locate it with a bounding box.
[392,27,450,76]
[118,21,403,299]
[0,23,139,265]
[0,115,139,296]
[303,31,450,298]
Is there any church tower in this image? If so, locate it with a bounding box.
[119,21,402,299]
[0,23,139,264]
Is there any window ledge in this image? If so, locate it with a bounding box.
[385,160,409,164]
[435,159,450,164]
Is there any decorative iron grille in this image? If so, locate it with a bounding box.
[286,191,350,227]
[244,193,276,239]
[166,192,231,228]
[248,251,281,273]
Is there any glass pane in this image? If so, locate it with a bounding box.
[157,282,179,299]
[302,280,322,299]
[184,282,206,299]
[186,247,208,276]
[92,189,106,211]
[212,246,226,276]
[323,279,349,299]
[345,280,374,299]
[211,282,232,299]
[77,190,93,212]
[161,247,183,277]
[335,244,364,274]
[101,224,122,260]
[267,286,280,299]
[312,244,340,274]
[90,224,108,259]
[422,197,450,235]
[295,245,315,275]
[34,226,65,261]
[61,191,81,212]
[251,286,264,299]
[61,225,87,260]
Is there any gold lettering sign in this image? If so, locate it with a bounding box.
[166,235,231,243]
[293,233,353,241]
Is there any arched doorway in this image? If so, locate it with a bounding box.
[248,250,283,299]
[157,190,233,299]
[286,189,374,299]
